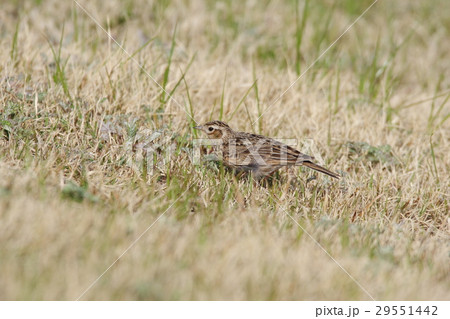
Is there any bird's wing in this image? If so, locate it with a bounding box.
[226,134,314,167]
[260,140,315,166]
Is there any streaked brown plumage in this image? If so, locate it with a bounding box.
[194,120,340,179]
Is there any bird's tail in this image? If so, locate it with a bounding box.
[302,161,340,179]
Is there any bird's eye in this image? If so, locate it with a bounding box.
[208,127,214,132]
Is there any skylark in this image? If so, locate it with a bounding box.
[194,121,339,179]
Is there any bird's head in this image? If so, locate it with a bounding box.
[194,120,233,139]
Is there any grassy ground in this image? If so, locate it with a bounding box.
[0,0,449,300]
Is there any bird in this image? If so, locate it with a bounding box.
[194,120,340,179]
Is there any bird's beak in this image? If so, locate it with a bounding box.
[193,125,202,130]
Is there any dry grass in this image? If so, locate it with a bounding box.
[0,0,449,300]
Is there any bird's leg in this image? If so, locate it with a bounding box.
[285,167,295,193]
[256,171,278,188]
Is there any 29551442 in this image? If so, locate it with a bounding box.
[375,306,438,316]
